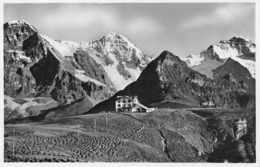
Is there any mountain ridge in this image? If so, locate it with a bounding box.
[182,36,255,79]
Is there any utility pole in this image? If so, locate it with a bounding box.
[94,119,96,132]
[12,129,15,157]
[105,113,107,126]
[106,113,108,133]
[78,124,80,144]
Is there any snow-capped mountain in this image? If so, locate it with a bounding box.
[4,19,150,121]
[83,31,150,90]
[182,36,256,79]
[41,30,151,90]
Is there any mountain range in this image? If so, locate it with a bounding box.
[4,19,255,122]
[86,50,254,115]
[182,36,255,78]
[4,20,150,121]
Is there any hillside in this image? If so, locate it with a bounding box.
[4,108,255,162]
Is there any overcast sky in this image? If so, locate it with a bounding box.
[4,3,255,58]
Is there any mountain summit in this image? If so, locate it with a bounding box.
[85,31,150,90]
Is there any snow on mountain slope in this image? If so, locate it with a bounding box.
[82,32,150,90]
[182,54,204,66]
[40,31,150,90]
[231,56,255,78]
[105,32,145,60]
[39,31,150,90]
[6,50,32,63]
[192,59,226,79]
[183,36,255,79]
[212,45,239,59]
[74,69,106,86]
[40,34,107,86]
[41,34,77,57]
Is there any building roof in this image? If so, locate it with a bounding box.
[134,102,149,110]
[116,95,138,101]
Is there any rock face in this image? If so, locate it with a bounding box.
[83,32,151,90]
[87,51,254,114]
[213,58,255,95]
[233,118,247,140]
[4,20,150,121]
[182,36,255,79]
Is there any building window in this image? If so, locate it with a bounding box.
[118,104,121,107]
[128,104,131,107]
[123,100,126,103]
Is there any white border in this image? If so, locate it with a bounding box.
[0,0,258,167]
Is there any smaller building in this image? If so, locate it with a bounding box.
[115,95,155,113]
[201,100,215,108]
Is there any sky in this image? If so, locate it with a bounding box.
[4,3,255,58]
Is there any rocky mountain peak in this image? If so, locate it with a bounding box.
[6,19,37,32]
[8,19,30,25]
[229,36,253,43]
[182,36,255,80]
[215,36,255,54]
[4,19,39,50]
[151,51,188,78]
[156,50,184,63]
[83,31,150,90]
[105,31,124,40]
